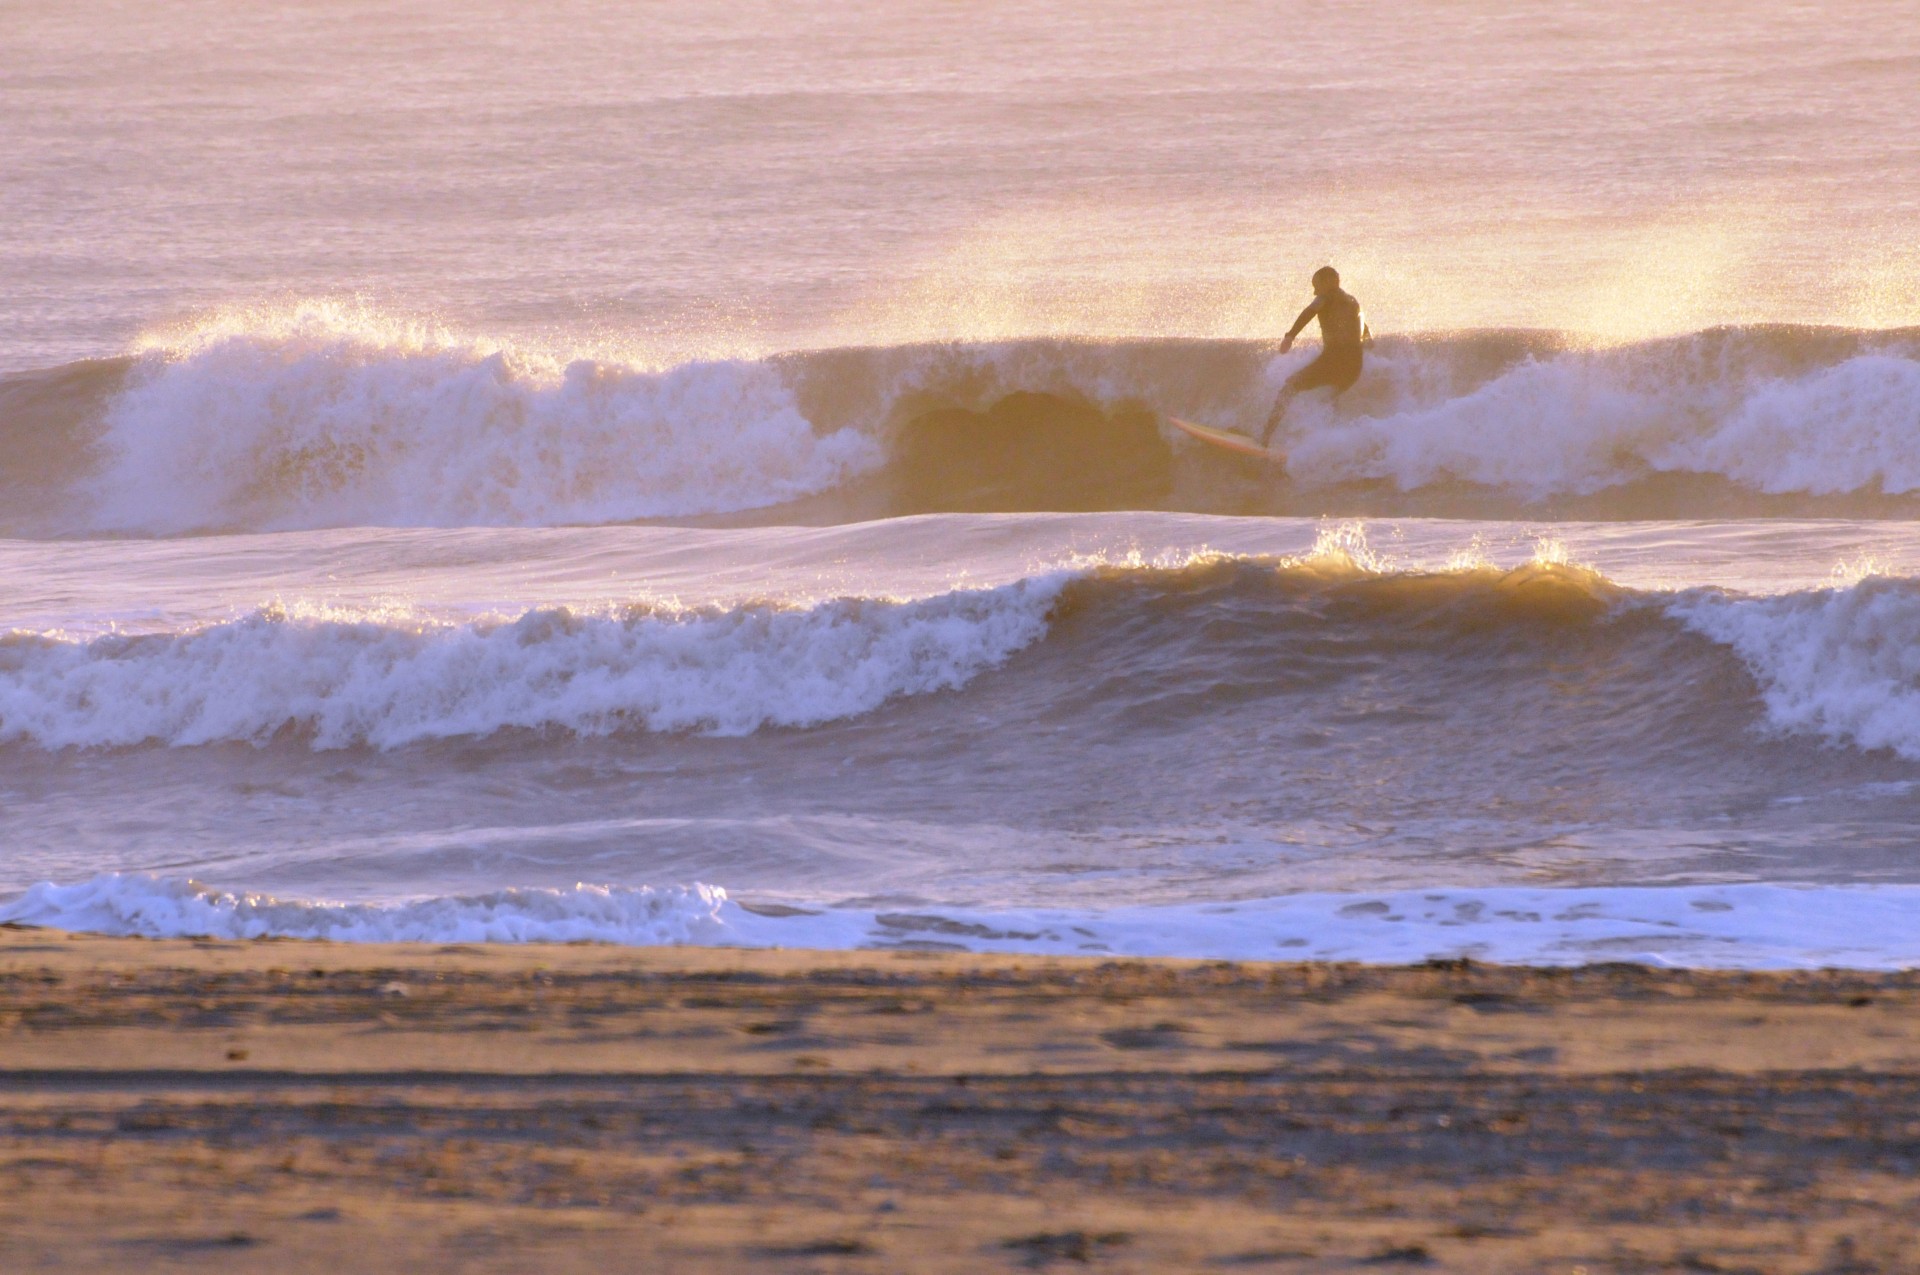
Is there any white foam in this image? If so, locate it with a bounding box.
[0,875,764,945]
[1671,576,1920,760]
[83,303,882,533]
[1284,348,1920,500]
[1286,351,1672,498]
[1666,355,1920,495]
[0,577,1064,749]
[7,874,1918,969]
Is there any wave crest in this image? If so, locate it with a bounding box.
[1672,574,1920,760]
[0,579,1066,749]
[82,302,883,533]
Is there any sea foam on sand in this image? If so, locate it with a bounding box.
[7,874,1920,970]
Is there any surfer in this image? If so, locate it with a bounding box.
[1260,266,1371,445]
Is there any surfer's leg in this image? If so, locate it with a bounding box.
[1329,350,1363,396]
[1269,352,1366,439]
[1324,368,1360,422]
[1262,357,1334,445]
[1259,387,1298,445]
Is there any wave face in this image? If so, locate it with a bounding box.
[8,312,1920,534]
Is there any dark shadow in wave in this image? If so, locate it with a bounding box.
[889,391,1173,513]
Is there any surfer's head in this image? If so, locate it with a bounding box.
[1311,266,1340,295]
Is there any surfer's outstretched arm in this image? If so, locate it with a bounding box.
[1278,299,1321,354]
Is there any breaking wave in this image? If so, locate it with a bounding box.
[1671,576,1920,760]
[5,306,1920,534]
[10,529,1920,762]
[20,304,886,535]
[0,577,1067,749]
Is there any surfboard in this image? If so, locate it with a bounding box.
[1167,416,1286,464]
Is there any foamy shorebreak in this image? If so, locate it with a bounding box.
[9,873,1920,971]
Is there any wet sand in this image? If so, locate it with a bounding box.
[2,927,1918,1272]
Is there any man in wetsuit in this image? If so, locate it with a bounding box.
[1260,266,1372,445]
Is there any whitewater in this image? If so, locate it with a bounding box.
[6,0,1920,966]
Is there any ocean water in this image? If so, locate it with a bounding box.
[5,0,1920,966]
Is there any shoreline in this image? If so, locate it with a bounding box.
[4,927,1918,1271]
[13,875,1920,970]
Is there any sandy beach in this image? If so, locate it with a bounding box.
[2,927,1916,1272]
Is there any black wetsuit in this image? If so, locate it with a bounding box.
[1284,287,1366,395]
